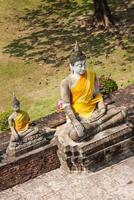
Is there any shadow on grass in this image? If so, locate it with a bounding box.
[3,0,134,67]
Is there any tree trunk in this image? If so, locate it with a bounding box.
[93,0,114,29]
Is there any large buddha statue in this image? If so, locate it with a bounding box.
[56,42,128,142]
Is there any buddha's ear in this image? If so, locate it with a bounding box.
[69,64,74,73]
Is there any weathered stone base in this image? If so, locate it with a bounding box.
[4,132,48,161]
[57,123,134,172]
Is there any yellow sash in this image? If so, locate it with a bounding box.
[14,110,29,132]
[71,70,102,118]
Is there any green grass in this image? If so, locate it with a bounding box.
[0,0,40,16]
[0,60,67,119]
[27,94,60,120]
[0,0,134,124]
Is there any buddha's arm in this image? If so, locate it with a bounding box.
[96,99,106,120]
[95,77,106,112]
[8,113,19,138]
[60,79,76,122]
[90,76,106,122]
[60,79,84,137]
[94,75,105,110]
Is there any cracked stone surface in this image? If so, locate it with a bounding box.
[0,156,134,200]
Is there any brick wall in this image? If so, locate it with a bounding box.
[0,143,60,191]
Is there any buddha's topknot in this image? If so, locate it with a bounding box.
[69,41,86,65]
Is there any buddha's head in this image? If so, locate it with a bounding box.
[12,94,20,112]
[69,41,86,75]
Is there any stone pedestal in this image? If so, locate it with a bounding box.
[57,123,134,172]
[4,132,48,161]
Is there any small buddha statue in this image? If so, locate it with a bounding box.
[7,95,39,151]
[4,95,56,159]
[57,41,128,142]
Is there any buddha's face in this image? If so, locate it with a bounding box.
[12,105,20,112]
[71,60,86,75]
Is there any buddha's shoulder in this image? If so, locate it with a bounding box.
[8,112,17,120]
[61,75,71,86]
[19,110,29,116]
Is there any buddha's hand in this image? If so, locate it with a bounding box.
[90,107,106,123]
[97,107,106,120]
[98,107,106,118]
[72,119,85,137]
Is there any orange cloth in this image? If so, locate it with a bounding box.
[14,110,30,132]
[71,70,102,118]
